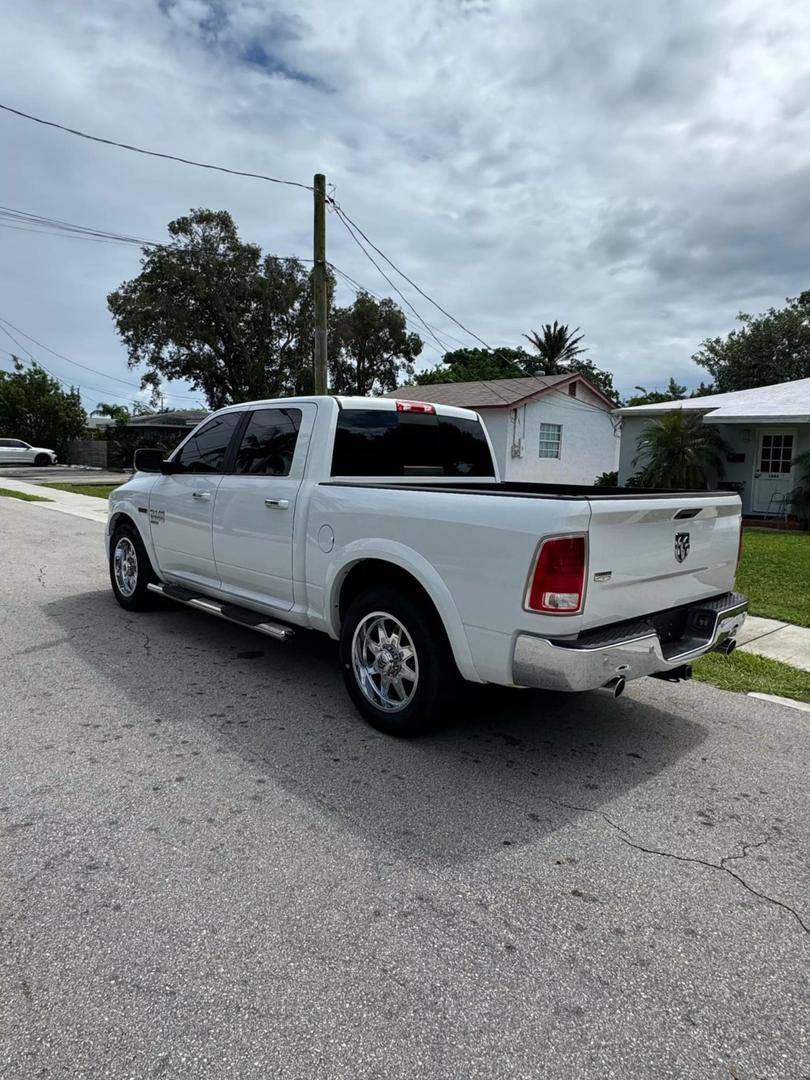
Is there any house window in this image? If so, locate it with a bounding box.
[759,434,793,475]
[568,382,577,397]
[538,423,562,459]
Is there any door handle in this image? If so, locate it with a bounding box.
[265,498,290,509]
[191,491,211,501]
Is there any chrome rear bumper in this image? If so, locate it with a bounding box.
[513,592,747,693]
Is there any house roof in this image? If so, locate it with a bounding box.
[126,409,208,429]
[384,373,616,410]
[617,377,810,423]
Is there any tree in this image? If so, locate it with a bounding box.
[693,291,810,392]
[0,359,86,458]
[414,347,530,385]
[523,322,586,372]
[522,323,618,401]
[561,357,618,402]
[108,209,330,408]
[330,292,422,396]
[633,410,729,488]
[623,378,688,407]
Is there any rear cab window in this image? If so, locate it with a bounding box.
[331,407,495,478]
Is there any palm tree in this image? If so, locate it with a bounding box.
[633,410,729,488]
[523,322,587,373]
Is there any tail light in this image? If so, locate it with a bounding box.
[396,401,436,414]
[526,535,586,614]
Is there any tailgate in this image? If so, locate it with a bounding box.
[583,494,742,628]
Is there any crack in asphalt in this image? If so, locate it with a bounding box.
[122,616,152,657]
[520,795,810,937]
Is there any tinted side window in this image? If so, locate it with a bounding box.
[234,409,302,476]
[174,413,241,474]
[332,410,399,476]
[438,416,494,477]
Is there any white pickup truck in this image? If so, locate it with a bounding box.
[107,395,747,734]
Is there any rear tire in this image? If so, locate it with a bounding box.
[34,454,51,467]
[109,521,158,611]
[339,586,458,736]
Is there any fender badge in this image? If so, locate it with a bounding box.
[149,509,165,524]
[593,571,612,582]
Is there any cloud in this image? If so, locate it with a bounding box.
[2,0,810,406]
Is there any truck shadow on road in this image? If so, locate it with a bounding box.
[45,589,707,865]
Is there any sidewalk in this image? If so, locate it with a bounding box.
[736,615,810,674]
[0,478,109,524]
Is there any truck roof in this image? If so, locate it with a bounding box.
[211,395,481,422]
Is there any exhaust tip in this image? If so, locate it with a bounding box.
[715,639,736,656]
[603,675,626,698]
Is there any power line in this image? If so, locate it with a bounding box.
[328,261,470,352]
[0,103,313,191]
[328,263,444,357]
[0,316,200,403]
[330,199,491,350]
[332,209,455,355]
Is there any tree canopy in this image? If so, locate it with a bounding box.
[330,292,423,396]
[523,322,586,370]
[0,360,86,457]
[108,208,423,407]
[692,291,810,392]
[624,378,715,407]
[108,209,329,408]
[414,347,530,385]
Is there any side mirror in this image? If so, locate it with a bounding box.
[133,448,167,473]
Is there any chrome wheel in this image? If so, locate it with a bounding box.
[113,536,138,598]
[351,611,419,713]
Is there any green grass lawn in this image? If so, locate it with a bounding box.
[694,650,810,704]
[736,528,810,627]
[0,486,52,502]
[42,483,119,499]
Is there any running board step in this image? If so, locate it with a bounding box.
[147,583,294,642]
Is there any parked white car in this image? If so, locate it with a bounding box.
[106,396,747,735]
[0,438,58,466]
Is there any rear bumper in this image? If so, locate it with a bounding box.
[513,591,748,692]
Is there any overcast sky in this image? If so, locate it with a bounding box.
[3,0,810,409]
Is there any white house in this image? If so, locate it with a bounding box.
[389,374,620,483]
[617,377,810,516]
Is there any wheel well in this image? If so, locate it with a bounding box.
[338,559,441,627]
[108,512,137,549]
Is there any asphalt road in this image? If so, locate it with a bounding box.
[2,501,809,1080]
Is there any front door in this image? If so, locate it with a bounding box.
[753,428,796,514]
[148,411,243,589]
[212,404,315,611]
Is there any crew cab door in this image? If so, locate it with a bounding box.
[212,404,315,611]
[148,411,243,589]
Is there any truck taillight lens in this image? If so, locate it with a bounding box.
[526,536,586,613]
[736,526,744,575]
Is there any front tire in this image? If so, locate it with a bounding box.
[34,454,51,467]
[339,586,457,736]
[109,521,158,611]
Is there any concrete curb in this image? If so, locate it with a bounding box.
[748,693,810,714]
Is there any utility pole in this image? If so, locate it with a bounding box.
[313,173,328,394]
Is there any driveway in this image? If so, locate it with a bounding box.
[1,501,808,1080]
